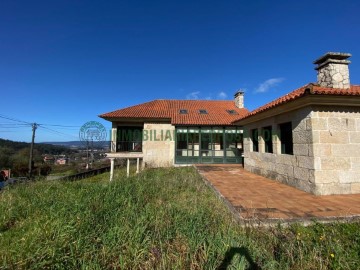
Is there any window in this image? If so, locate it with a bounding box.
[226,110,238,115]
[175,127,243,164]
[199,109,208,114]
[251,129,259,152]
[279,122,293,155]
[262,126,273,153]
[117,127,143,152]
[179,109,188,114]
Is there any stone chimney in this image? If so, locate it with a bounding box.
[313,52,351,89]
[234,90,244,108]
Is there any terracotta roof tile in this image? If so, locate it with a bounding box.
[235,84,360,122]
[99,100,249,126]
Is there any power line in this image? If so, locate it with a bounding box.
[0,126,28,130]
[0,114,88,129]
[0,123,30,125]
[39,126,79,139]
[0,114,32,125]
[0,125,31,128]
[40,124,81,128]
[0,130,25,132]
[0,113,92,141]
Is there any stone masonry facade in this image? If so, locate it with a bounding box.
[243,105,360,195]
[311,105,360,195]
[110,122,175,167]
[317,62,350,89]
[142,123,175,167]
[243,107,317,194]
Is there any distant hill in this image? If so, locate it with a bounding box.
[44,141,86,148]
[0,138,72,154]
[45,141,110,150]
[0,138,74,173]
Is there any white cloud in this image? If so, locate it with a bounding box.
[254,78,284,93]
[186,90,227,100]
[217,91,227,99]
[186,91,200,100]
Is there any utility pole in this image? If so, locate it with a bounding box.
[28,123,38,179]
[86,140,89,170]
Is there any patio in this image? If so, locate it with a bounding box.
[196,164,360,224]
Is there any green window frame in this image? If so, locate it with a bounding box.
[175,127,243,164]
[263,126,273,153]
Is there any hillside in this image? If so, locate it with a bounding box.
[0,138,73,175]
[1,167,359,269]
[0,138,72,154]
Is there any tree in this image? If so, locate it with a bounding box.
[0,146,14,169]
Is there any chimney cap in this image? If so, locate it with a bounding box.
[313,52,351,65]
[234,90,244,97]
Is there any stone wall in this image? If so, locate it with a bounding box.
[311,106,360,195]
[142,122,175,167]
[243,105,360,195]
[243,107,317,193]
[317,62,350,89]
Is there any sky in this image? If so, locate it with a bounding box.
[1,0,360,142]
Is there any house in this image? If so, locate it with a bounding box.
[43,155,55,164]
[99,94,249,177]
[100,51,360,195]
[234,52,360,195]
[56,158,68,165]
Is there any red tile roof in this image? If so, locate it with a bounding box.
[235,84,360,121]
[99,100,249,125]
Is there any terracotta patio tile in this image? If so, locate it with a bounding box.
[196,164,360,222]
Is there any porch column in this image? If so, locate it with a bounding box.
[109,158,115,181]
[136,158,140,174]
[111,125,117,153]
[126,158,130,177]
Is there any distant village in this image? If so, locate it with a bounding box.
[0,139,110,181]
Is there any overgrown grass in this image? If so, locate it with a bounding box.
[1,167,359,269]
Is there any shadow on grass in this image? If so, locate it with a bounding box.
[217,247,261,270]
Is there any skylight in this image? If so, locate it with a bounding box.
[226,110,238,115]
[199,109,208,114]
[179,109,188,114]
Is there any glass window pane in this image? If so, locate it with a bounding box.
[176,132,187,150]
[177,128,187,133]
[263,126,273,153]
[225,128,237,134]
[280,122,293,155]
[251,129,259,152]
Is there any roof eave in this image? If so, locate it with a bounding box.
[98,116,172,123]
[234,94,360,125]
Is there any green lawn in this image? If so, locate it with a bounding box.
[1,167,359,269]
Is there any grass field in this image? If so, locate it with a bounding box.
[1,167,359,269]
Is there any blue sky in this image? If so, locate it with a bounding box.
[1,0,360,142]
